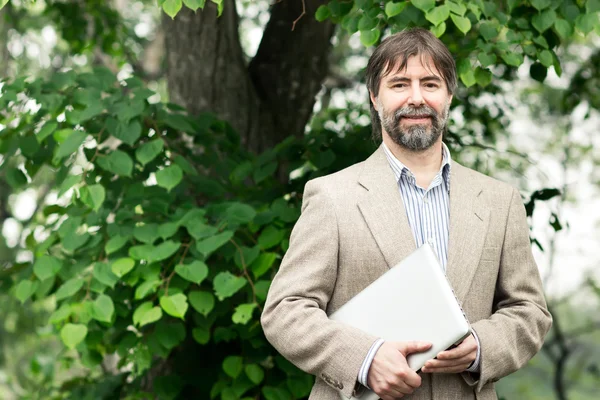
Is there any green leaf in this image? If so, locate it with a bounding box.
[538,49,553,67]
[114,120,142,146]
[192,327,210,344]
[358,14,378,31]
[97,150,134,177]
[55,278,84,301]
[532,9,556,33]
[447,0,466,16]
[158,222,179,239]
[160,293,188,319]
[232,303,256,325]
[162,0,182,18]
[186,222,217,241]
[245,364,265,385]
[531,0,551,11]
[234,246,260,269]
[262,387,291,400]
[57,174,81,198]
[188,291,215,316]
[533,35,549,49]
[554,18,572,39]
[133,223,160,244]
[153,240,181,262]
[15,280,38,304]
[223,356,243,379]
[49,304,72,324]
[37,121,58,143]
[430,21,446,37]
[477,52,497,67]
[60,323,88,349]
[258,226,285,250]
[5,168,27,189]
[133,301,163,326]
[111,257,136,278]
[385,1,407,17]
[315,5,330,21]
[92,294,114,323]
[253,161,277,183]
[213,272,247,301]
[105,234,128,255]
[226,203,256,224]
[84,184,106,211]
[460,68,476,87]
[53,131,87,162]
[501,52,523,67]
[479,21,498,41]
[411,0,435,12]
[425,5,449,26]
[136,139,164,166]
[251,253,278,279]
[130,241,181,263]
[196,231,233,256]
[135,279,161,300]
[360,29,381,47]
[587,0,600,12]
[183,0,205,12]
[175,261,208,284]
[156,165,183,192]
[576,13,598,35]
[62,232,90,253]
[93,262,119,288]
[474,67,492,87]
[450,14,471,34]
[33,255,62,281]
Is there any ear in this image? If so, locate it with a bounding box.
[369,91,378,112]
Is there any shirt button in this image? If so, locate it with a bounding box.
[424,197,429,204]
[428,237,434,245]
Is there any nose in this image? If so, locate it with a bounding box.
[408,82,424,106]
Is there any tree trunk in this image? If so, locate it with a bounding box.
[162,0,335,154]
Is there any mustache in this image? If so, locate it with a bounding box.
[394,106,437,121]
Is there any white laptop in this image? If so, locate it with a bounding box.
[329,243,471,400]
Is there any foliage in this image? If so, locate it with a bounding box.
[0,66,377,398]
[0,0,599,399]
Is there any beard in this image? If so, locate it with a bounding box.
[378,101,449,152]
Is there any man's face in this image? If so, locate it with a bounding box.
[370,55,452,151]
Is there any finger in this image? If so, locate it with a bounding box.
[424,355,474,369]
[398,341,432,356]
[437,340,476,360]
[401,369,422,389]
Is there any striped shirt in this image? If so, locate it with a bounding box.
[357,142,480,388]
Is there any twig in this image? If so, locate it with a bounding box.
[229,238,262,312]
[291,0,306,31]
[164,242,191,296]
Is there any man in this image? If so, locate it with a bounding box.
[261,28,552,400]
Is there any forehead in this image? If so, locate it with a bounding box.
[380,54,444,82]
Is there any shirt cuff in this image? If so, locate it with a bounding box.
[358,338,385,388]
[465,330,481,373]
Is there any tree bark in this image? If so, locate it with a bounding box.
[162,0,335,154]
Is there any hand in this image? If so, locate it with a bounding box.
[367,341,432,400]
[421,334,478,374]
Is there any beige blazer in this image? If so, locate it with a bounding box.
[261,145,552,399]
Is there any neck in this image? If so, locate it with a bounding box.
[382,134,444,175]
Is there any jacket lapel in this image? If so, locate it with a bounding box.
[445,162,490,303]
[357,145,416,269]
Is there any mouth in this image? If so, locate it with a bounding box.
[401,116,432,123]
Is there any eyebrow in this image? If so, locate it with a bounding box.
[386,75,443,85]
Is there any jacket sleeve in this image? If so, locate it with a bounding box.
[462,188,553,391]
[261,179,378,398]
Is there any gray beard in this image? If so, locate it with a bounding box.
[379,104,449,152]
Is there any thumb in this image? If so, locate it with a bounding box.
[397,341,432,356]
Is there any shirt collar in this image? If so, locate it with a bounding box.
[382,141,452,192]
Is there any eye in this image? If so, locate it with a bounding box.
[424,83,440,89]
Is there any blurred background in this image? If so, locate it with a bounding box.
[0,0,599,399]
